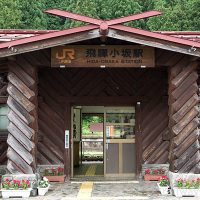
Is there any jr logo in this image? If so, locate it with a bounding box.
[56,49,75,64]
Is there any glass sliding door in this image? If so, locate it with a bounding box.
[104,107,136,178]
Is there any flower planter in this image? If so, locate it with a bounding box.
[144,174,163,181]
[173,187,200,197]
[38,185,50,196]
[44,175,65,182]
[1,188,32,198]
[157,183,170,195]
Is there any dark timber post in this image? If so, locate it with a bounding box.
[64,103,71,177]
[135,102,142,177]
[6,57,38,173]
[168,57,200,173]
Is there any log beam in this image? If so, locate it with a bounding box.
[6,59,38,174]
[168,58,200,173]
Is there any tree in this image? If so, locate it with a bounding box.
[19,0,47,29]
[0,0,200,31]
[147,0,200,31]
[63,0,99,29]
[0,0,21,29]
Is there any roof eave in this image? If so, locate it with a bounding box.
[0,27,99,58]
[1,26,200,58]
[109,26,200,57]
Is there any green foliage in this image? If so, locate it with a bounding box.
[19,0,47,29]
[82,114,103,136]
[0,0,199,30]
[0,0,21,29]
[147,0,200,31]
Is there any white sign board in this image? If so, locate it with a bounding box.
[65,130,69,149]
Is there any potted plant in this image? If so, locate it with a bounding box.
[1,178,32,198]
[173,178,200,197]
[38,177,50,196]
[144,168,165,181]
[157,176,170,195]
[44,166,65,182]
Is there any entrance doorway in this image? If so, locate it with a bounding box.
[71,106,136,179]
[72,106,104,178]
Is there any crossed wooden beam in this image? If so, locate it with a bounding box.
[1,9,200,56]
[45,9,162,35]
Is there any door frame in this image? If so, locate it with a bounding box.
[70,106,82,178]
[71,106,105,177]
[64,99,142,178]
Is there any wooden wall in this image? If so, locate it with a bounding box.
[1,42,200,175]
[6,58,38,174]
[168,57,200,173]
[141,75,169,164]
[38,68,169,165]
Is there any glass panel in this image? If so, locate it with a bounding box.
[106,113,135,123]
[106,125,135,139]
[0,116,9,130]
[82,113,104,161]
[105,108,135,139]
[0,105,9,115]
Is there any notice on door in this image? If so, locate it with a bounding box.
[51,45,155,68]
[65,130,69,149]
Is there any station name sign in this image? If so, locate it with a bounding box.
[51,45,155,68]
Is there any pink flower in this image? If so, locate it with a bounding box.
[145,169,150,175]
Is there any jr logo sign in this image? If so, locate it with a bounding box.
[51,45,155,68]
[55,48,75,64]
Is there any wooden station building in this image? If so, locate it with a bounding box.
[0,9,200,178]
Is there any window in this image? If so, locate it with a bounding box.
[0,105,9,131]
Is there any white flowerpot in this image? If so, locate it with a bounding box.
[1,188,32,198]
[173,187,200,197]
[38,185,50,196]
[157,183,170,195]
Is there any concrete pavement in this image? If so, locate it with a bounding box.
[1,180,200,200]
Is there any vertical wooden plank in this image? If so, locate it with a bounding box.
[64,102,71,177]
[30,66,38,171]
[135,102,142,177]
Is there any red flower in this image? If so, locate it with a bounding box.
[145,169,150,175]
[58,167,64,172]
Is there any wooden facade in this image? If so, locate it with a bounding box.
[0,47,199,176]
[0,11,200,176]
[168,58,200,173]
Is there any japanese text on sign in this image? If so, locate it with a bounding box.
[51,45,155,68]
